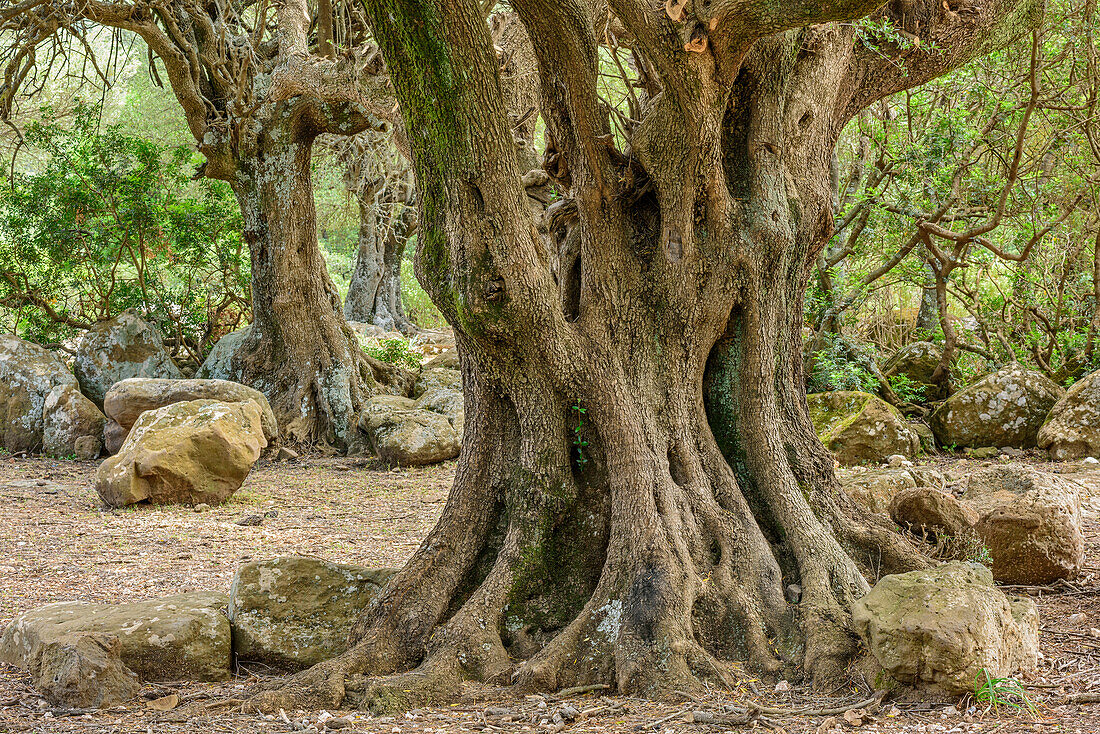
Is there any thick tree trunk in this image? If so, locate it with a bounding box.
[228,111,374,450]
[343,195,417,334]
[248,0,1034,714]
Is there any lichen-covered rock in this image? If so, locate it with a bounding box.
[0,334,79,453]
[228,557,395,669]
[853,562,1039,694]
[889,486,979,538]
[96,399,267,507]
[929,364,1063,449]
[416,388,464,438]
[411,367,462,400]
[963,465,1084,584]
[882,341,943,399]
[807,391,920,465]
[0,629,137,708]
[42,384,106,458]
[74,311,182,407]
[358,395,460,465]
[103,378,278,448]
[0,592,230,689]
[197,326,250,381]
[840,469,917,515]
[1037,369,1100,460]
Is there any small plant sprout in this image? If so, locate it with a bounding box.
[973,669,1038,716]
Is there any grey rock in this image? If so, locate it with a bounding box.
[0,592,231,701]
[42,384,106,458]
[963,464,1085,584]
[103,377,278,449]
[74,311,182,408]
[96,400,267,507]
[0,334,79,454]
[808,391,920,466]
[930,364,1063,449]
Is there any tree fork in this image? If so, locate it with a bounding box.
[246,0,1041,712]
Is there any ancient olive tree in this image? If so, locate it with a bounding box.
[296,0,1040,709]
[334,132,419,332]
[1,0,393,447]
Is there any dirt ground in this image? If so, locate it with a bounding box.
[2,454,1099,734]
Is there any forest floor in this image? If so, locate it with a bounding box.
[1,454,1099,734]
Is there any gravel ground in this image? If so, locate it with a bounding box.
[2,454,1099,734]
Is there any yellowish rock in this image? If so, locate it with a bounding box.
[96,399,266,507]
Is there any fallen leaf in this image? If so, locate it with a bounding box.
[842,708,863,726]
[147,694,179,712]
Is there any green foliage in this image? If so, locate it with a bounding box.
[806,335,879,395]
[973,669,1038,715]
[0,106,249,365]
[571,403,589,469]
[363,337,421,368]
[887,373,927,403]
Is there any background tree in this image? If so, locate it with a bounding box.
[252,0,1040,712]
[2,0,395,447]
[334,132,419,333]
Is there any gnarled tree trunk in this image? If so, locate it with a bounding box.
[252,0,1040,712]
[344,179,418,334]
[226,107,375,449]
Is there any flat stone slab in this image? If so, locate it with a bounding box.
[1,592,232,684]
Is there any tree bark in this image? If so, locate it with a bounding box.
[223,108,374,449]
[249,0,1040,712]
[343,180,418,333]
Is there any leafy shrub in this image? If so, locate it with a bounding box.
[363,337,421,368]
[0,106,249,367]
[806,334,879,394]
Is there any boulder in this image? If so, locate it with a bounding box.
[929,364,1063,449]
[358,395,460,465]
[96,399,267,507]
[841,469,917,515]
[103,418,129,456]
[853,562,1038,695]
[0,629,138,708]
[422,350,459,371]
[41,384,106,459]
[367,357,419,398]
[1037,369,1100,460]
[882,341,943,399]
[0,334,79,453]
[889,486,979,539]
[228,557,395,669]
[197,326,250,381]
[103,378,278,447]
[807,391,920,465]
[1,592,230,697]
[412,367,462,400]
[416,388,465,438]
[74,311,182,407]
[963,465,1085,584]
